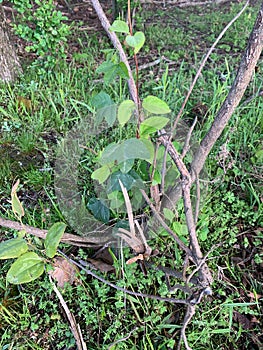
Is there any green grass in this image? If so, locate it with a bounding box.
[0,2,263,349]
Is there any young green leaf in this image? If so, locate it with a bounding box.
[142,96,171,114]
[91,165,111,184]
[11,179,24,220]
[117,99,136,126]
[163,208,175,223]
[140,116,169,137]
[126,32,145,53]
[6,252,44,284]
[91,91,113,110]
[110,20,129,34]
[0,238,28,259]
[91,164,110,184]
[45,222,67,258]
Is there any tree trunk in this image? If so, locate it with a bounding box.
[0,6,22,83]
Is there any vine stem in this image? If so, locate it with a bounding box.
[90,0,139,108]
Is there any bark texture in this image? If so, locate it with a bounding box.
[0,6,22,82]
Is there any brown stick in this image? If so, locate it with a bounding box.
[190,3,263,180]
[0,216,107,247]
[162,3,263,209]
[90,0,139,107]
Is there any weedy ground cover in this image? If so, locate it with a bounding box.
[0,1,262,349]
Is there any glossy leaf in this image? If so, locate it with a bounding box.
[6,252,44,284]
[126,32,145,53]
[91,165,111,184]
[45,222,67,258]
[110,20,129,34]
[140,116,169,136]
[87,198,110,224]
[142,96,171,114]
[117,99,136,126]
[0,238,28,259]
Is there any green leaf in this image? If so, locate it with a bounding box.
[45,227,62,259]
[142,96,171,114]
[126,32,145,54]
[139,138,155,164]
[119,159,134,173]
[110,20,129,34]
[91,91,113,110]
[108,191,124,209]
[45,222,67,258]
[151,169,161,186]
[140,116,169,136]
[91,92,116,126]
[96,62,129,84]
[163,208,175,223]
[99,104,117,127]
[130,187,144,211]
[6,252,44,284]
[11,179,24,220]
[0,238,28,259]
[87,198,110,224]
[91,165,111,184]
[100,138,151,165]
[107,171,135,193]
[117,100,136,126]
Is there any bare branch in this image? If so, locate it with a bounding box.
[140,189,193,257]
[169,1,249,137]
[0,216,109,247]
[90,0,139,106]
[162,3,263,209]
[190,2,263,181]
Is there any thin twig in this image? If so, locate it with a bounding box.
[140,190,193,258]
[90,0,139,107]
[177,304,196,350]
[193,170,200,225]
[181,116,197,160]
[108,327,138,350]
[58,250,189,305]
[169,1,249,138]
[50,276,87,350]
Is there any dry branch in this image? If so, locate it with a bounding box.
[89,0,139,106]
[162,2,263,209]
[0,216,108,247]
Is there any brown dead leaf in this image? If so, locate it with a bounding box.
[126,254,144,265]
[233,311,253,330]
[17,96,32,112]
[49,257,79,288]
[247,290,262,301]
[87,258,115,273]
